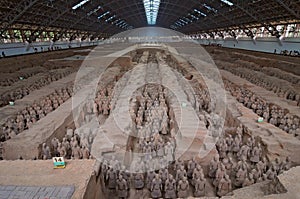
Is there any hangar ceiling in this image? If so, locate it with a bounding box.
[0,0,299,39]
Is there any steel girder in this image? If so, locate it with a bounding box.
[0,0,299,38]
[45,0,103,39]
[0,0,39,36]
[180,1,254,37]
[26,0,80,41]
[275,0,300,19]
[157,0,197,27]
[168,0,299,35]
[5,0,93,33]
[232,0,281,37]
[100,0,146,27]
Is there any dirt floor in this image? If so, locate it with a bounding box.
[204,45,300,66]
[0,160,96,199]
[0,43,300,199]
[0,47,94,73]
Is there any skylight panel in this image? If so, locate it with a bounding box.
[183,17,192,23]
[143,0,161,25]
[116,20,124,26]
[87,5,101,16]
[200,12,207,17]
[194,9,201,13]
[98,11,110,19]
[179,19,188,24]
[112,19,121,24]
[106,15,116,22]
[177,21,185,26]
[72,0,90,10]
[203,3,218,13]
[194,9,207,17]
[189,14,199,20]
[120,24,127,28]
[220,0,233,6]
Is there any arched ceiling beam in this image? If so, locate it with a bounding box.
[232,0,281,37]
[0,0,39,36]
[274,0,300,19]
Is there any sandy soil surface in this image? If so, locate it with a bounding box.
[204,46,300,66]
[0,159,96,199]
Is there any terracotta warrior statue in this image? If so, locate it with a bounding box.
[151,174,162,199]
[116,175,128,198]
[217,174,232,197]
[194,173,206,197]
[177,177,189,198]
[106,167,117,189]
[165,174,176,199]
